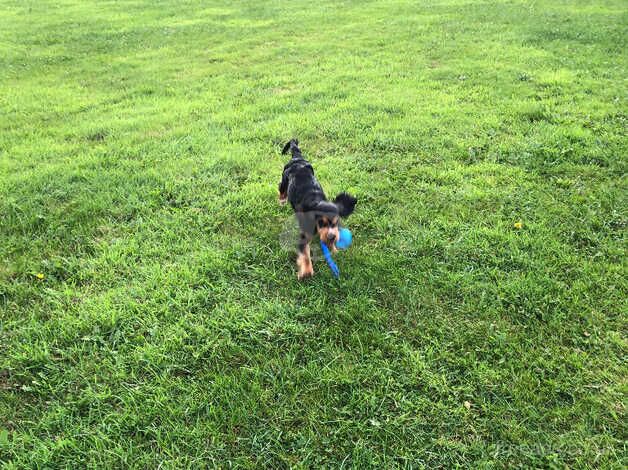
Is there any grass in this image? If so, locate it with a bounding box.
[0,0,626,467]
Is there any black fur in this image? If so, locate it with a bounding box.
[281,139,299,156]
[279,139,357,220]
[278,139,357,278]
[333,192,358,218]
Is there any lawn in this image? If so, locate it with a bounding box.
[1,0,626,467]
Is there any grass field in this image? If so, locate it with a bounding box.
[1,0,626,467]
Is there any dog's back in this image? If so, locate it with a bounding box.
[280,140,326,212]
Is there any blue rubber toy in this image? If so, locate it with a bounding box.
[320,242,339,278]
[320,227,352,279]
[336,227,352,250]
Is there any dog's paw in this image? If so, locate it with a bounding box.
[298,265,314,280]
[279,197,287,206]
[278,192,287,205]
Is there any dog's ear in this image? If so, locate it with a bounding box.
[334,192,357,218]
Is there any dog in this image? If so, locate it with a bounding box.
[278,139,357,279]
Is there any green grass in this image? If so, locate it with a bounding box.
[1,0,626,467]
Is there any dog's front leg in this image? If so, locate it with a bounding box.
[297,233,313,279]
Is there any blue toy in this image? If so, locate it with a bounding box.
[320,242,339,278]
[335,227,352,250]
[320,227,352,278]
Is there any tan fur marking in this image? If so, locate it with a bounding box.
[297,244,313,279]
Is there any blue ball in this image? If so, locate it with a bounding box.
[336,227,352,250]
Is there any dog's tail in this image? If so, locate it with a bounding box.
[281,139,301,158]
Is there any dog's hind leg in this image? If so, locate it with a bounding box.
[278,173,288,205]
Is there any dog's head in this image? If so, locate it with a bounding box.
[314,193,357,248]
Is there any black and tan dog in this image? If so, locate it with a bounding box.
[279,139,357,279]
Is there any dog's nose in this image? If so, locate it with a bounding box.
[328,233,336,242]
